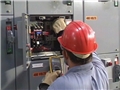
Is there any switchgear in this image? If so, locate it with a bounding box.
[18,14,73,90]
[1,0,120,90]
[29,16,57,53]
[27,15,72,54]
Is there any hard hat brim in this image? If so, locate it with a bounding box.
[58,36,98,55]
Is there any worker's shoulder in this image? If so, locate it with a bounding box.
[50,74,83,89]
[49,74,91,90]
[48,76,69,89]
[53,75,70,84]
[47,76,69,89]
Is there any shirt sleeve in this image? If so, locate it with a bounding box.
[47,78,62,90]
[47,76,81,90]
[92,52,109,89]
[47,76,69,90]
[92,52,106,69]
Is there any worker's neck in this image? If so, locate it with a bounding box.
[68,61,81,69]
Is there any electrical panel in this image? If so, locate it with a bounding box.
[1,0,120,90]
[28,15,72,53]
[17,14,73,70]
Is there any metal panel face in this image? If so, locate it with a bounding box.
[1,16,15,90]
[84,2,119,54]
[13,1,29,90]
[28,1,73,14]
[14,1,27,23]
[1,0,13,14]
[29,60,49,90]
[98,53,120,90]
[73,0,83,21]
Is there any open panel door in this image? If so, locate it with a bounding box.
[17,13,31,71]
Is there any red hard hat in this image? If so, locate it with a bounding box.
[58,21,98,54]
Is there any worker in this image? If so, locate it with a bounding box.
[38,18,109,90]
[51,18,66,54]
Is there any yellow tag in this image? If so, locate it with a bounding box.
[86,16,97,20]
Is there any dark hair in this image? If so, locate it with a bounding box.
[65,49,92,65]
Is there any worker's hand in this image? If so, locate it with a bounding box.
[53,18,66,34]
[42,70,61,85]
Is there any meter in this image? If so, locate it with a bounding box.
[49,56,62,73]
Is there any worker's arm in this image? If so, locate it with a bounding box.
[92,52,106,69]
[92,52,109,89]
[52,18,66,53]
[92,52,109,85]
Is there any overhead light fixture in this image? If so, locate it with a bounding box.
[98,0,110,2]
[85,0,98,2]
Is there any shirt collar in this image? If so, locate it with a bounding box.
[65,62,93,74]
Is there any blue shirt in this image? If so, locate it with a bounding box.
[48,53,109,90]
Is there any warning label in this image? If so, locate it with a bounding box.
[33,72,47,77]
[86,16,97,20]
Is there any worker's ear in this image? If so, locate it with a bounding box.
[62,50,69,60]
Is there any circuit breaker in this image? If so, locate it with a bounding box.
[16,13,73,90]
[29,15,72,53]
[30,16,59,53]
[17,14,72,70]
